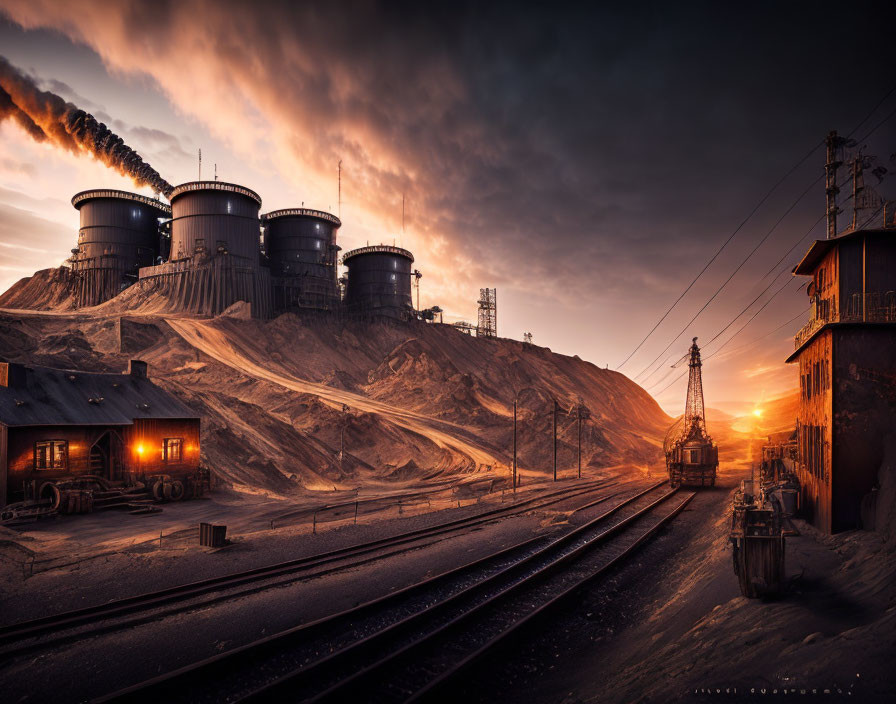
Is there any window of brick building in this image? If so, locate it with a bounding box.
[35,440,67,470]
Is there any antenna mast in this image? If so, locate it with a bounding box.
[412,269,422,310]
[851,154,864,230]
[338,160,342,218]
[198,148,202,181]
[824,131,842,239]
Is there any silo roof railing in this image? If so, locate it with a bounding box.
[71,189,172,214]
[262,208,341,227]
[342,244,414,263]
[169,181,262,206]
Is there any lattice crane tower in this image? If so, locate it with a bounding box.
[477,288,497,338]
[684,337,706,437]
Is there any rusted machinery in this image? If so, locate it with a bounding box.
[730,434,800,598]
[664,338,718,487]
[0,469,211,526]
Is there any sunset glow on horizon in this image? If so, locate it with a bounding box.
[1,2,893,414]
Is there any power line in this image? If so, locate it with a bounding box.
[621,81,896,375]
[705,277,805,359]
[644,351,690,392]
[614,138,822,371]
[708,306,810,363]
[653,290,808,399]
[702,212,826,349]
[632,178,822,383]
[648,212,825,396]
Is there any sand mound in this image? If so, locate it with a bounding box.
[0,304,671,494]
[0,267,76,311]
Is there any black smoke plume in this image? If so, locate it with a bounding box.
[0,56,173,197]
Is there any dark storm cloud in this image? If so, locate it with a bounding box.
[2,0,895,356]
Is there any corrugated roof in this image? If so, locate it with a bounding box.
[0,364,198,427]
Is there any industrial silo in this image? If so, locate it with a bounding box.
[262,208,341,312]
[168,181,262,260]
[69,189,170,307]
[137,181,271,318]
[342,245,414,319]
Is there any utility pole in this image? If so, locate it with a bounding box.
[512,397,518,492]
[824,131,842,240]
[851,154,864,230]
[577,404,582,479]
[413,270,422,310]
[552,399,558,482]
[340,404,349,469]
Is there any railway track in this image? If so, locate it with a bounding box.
[0,477,621,657]
[96,480,691,703]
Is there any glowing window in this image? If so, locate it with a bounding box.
[226,201,232,214]
[391,273,396,281]
[35,440,67,470]
[163,438,183,463]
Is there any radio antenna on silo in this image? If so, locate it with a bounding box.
[198,148,202,181]
[214,163,218,181]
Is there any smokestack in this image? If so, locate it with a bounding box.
[0,55,174,197]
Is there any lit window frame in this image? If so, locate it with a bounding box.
[162,437,184,463]
[34,440,68,471]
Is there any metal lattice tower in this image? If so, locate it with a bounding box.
[477,288,497,338]
[683,337,706,437]
[824,130,843,239]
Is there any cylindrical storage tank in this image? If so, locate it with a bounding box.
[70,189,171,307]
[262,208,341,311]
[343,245,414,319]
[168,181,262,261]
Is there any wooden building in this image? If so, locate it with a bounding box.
[0,359,200,507]
[786,226,896,533]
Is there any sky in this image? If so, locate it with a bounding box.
[0,0,893,415]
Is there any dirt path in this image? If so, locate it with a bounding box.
[166,318,502,468]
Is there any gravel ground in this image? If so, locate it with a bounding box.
[446,465,894,704]
[0,476,637,703]
[0,475,614,626]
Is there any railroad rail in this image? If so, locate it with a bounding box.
[0,478,619,656]
[95,481,691,703]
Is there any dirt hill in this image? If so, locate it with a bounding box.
[0,298,671,494]
[0,267,76,311]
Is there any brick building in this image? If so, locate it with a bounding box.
[786,225,896,532]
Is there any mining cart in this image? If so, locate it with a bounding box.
[664,338,719,488]
[729,440,800,598]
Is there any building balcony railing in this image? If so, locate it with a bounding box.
[794,291,896,349]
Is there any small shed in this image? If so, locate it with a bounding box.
[0,360,201,506]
